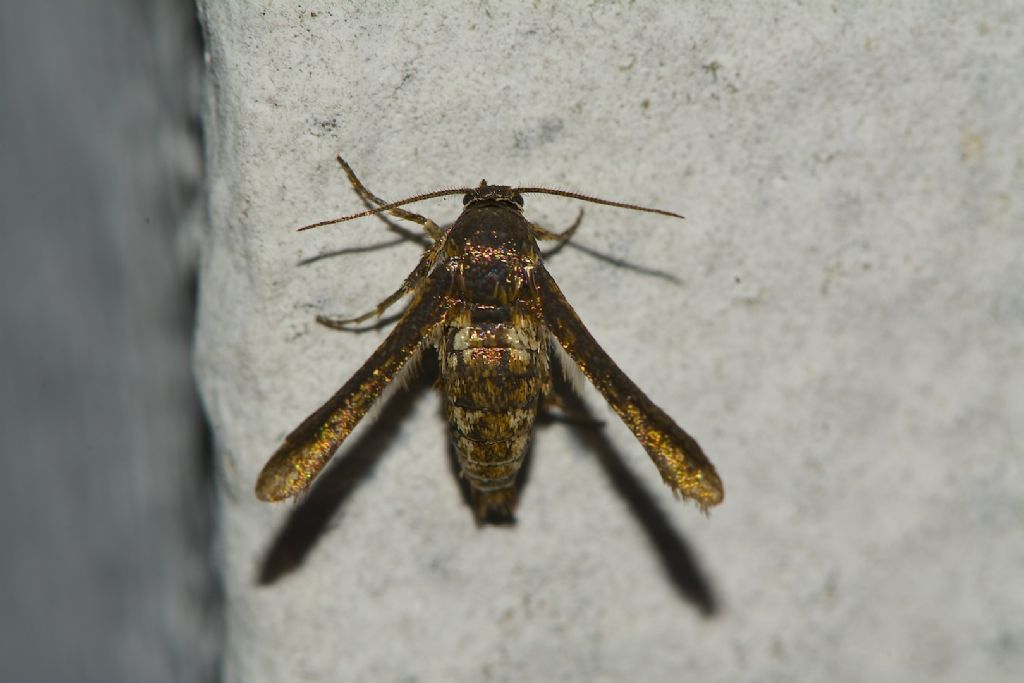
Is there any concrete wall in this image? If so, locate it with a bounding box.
[196,3,1022,682]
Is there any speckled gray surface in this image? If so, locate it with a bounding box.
[195,3,1024,682]
[0,2,214,683]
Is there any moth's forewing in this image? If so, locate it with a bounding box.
[531,266,723,509]
[255,270,452,501]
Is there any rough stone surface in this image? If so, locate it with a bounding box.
[196,3,1023,682]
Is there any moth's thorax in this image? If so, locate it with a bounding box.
[444,203,540,307]
[446,202,538,254]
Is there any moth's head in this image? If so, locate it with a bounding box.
[462,180,525,211]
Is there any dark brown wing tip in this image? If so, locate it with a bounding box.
[669,468,724,513]
[254,446,312,502]
[254,471,291,502]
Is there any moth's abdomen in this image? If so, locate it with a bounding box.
[441,317,549,519]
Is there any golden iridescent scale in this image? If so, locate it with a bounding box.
[255,156,723,521]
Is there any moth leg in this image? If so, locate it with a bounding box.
[531,208,584,243]
[531,266,723,510]
[336,155,444,239]
[317,229,449,329]
[316,280,412,329]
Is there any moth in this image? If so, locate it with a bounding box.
[256,156,723,520]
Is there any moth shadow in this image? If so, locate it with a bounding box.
[548,367,719,616]
[256,367,432,586]
[296,213,432,267]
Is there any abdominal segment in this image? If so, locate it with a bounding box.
[441,318,549,519]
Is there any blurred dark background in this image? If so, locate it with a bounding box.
[0,3,218,682]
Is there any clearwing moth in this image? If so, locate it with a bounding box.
[256,156,723,521]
